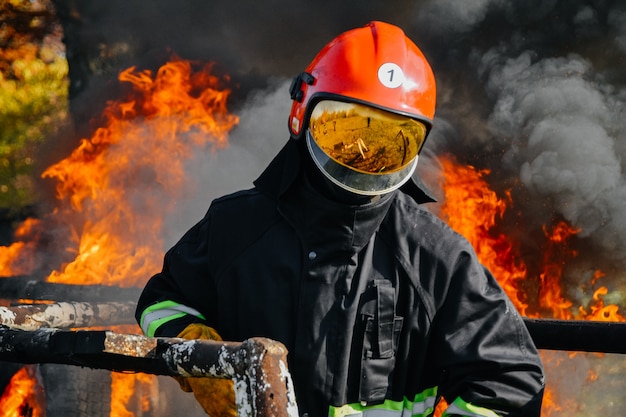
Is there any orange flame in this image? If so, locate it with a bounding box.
[439,155,529,315]
[439,154,624,322]
[111,372,157,417]
[580,286,625,322]
[438,154,625,416]
[0,58,239,416]
[0,365,45,417]
[537,221,578,319]
[37,59,238,287]
[538,222,625,322]
[0,218,42,277]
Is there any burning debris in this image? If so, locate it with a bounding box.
[0,57,240,286]
[0,365,44,417]
[0,57,242,417]
[438,154,626,322]
[0,326,298,417]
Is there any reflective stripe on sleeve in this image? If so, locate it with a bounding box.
[329,387,438,417]
[139,300,206,337]
[443,397,501,417]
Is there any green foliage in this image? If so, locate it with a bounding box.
[0,4,68,211]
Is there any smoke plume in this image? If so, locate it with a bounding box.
[409,1,626,271]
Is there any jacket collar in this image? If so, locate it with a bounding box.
[253,138,437,204]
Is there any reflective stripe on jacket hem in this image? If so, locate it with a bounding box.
[139,300,206,337]
[442,397,501,417]
[328,387,438,417]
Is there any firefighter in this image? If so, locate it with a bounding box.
[135,21,545,417]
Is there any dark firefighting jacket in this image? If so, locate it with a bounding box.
[136,138,545,417]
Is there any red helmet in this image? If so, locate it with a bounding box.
[289,21,436,138]
[288,21,437,195]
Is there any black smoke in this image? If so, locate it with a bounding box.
[47,0,626,303]
[410,1,626,304]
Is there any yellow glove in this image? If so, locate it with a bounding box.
[175,323,237,417]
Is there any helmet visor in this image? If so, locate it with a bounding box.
[309,100,427,174]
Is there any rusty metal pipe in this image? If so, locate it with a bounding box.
[0,301,137,330]
[2,297,626,354]
[0,326,299,417]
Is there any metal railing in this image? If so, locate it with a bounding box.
[2,278,626,417]
[0,326,299,417]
